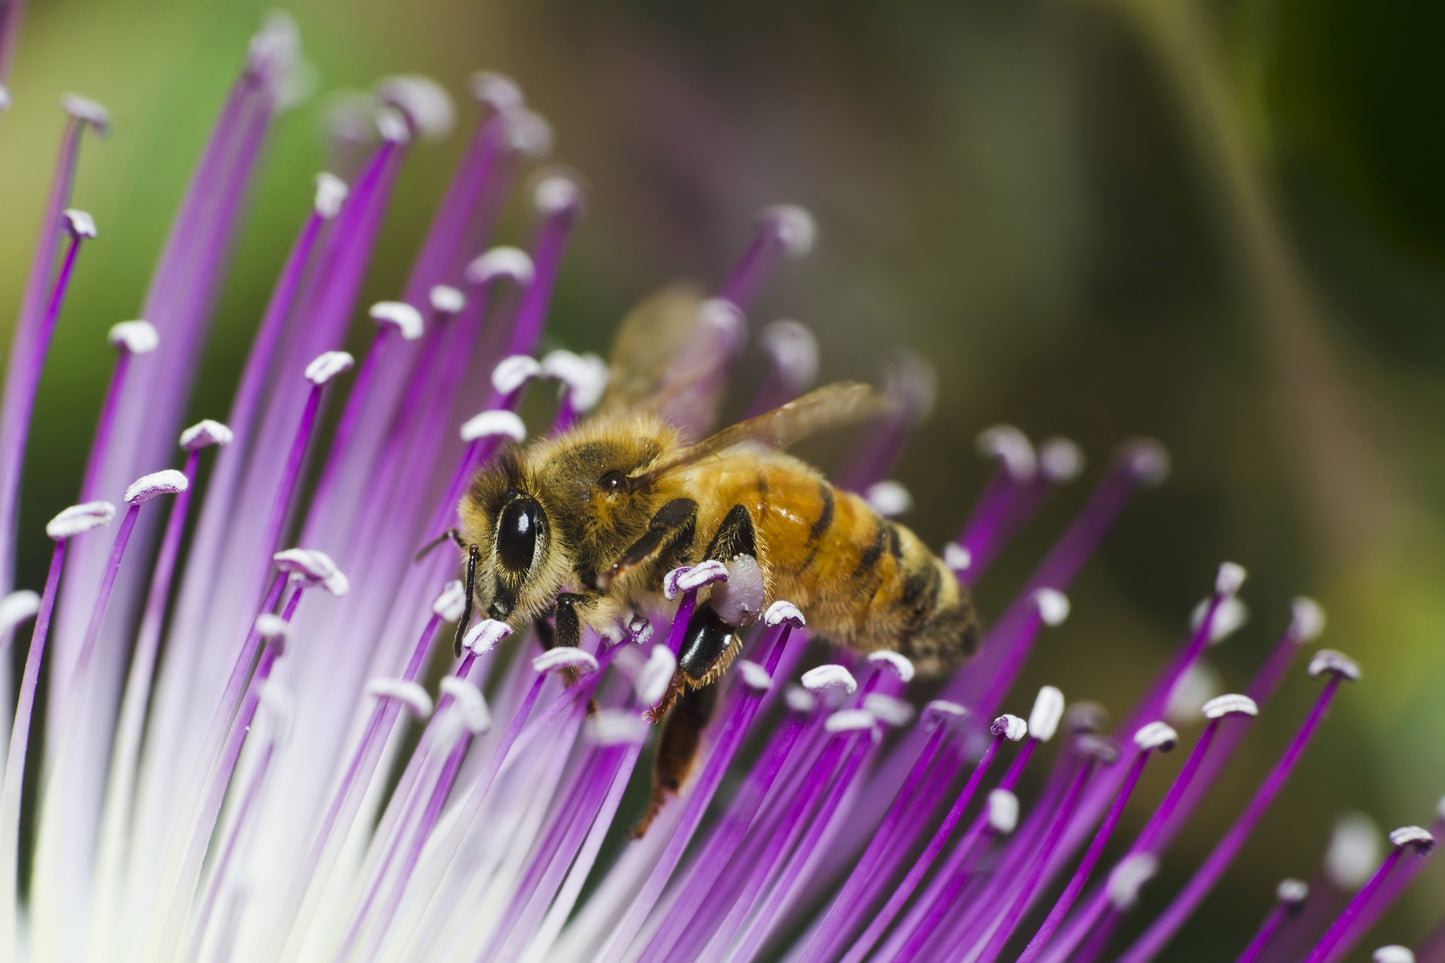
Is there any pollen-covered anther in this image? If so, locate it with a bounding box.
[432,581,466,622]
[254,614,290,642]
[0,86,9,111]
[785,685,818,715]
[429,285,465,317]
[699,298,746,346]
[258,682,294,743]
[314,172,348,218]
[439,677,491,734]
[1033,588,1070,626]
[944,543,972,573]
[737,660,772,693]
[1120,437,1171,485]
[925,700,969,727]
[304,351,355,385]
[180,419,234,451]
[272,548,348,596]
[801,664,858,696]
[1028,685,1065,742]
[758,204,816,258]
[61,93,111,133]
[533,172,585,217]
[1215,561,1248,597]
[977,424,1036,481]
[533,648,600,676]
[460,410,526,444]
[988,789,1020,834]
[763,600,805,628]
[1038,437,1085,483]
[468,246,535,288]
[0,591,42,634]
[867,650,915,684]
[864,481,912,519]
[628,614,654,646]
[991,713,1028,742]
[1165,662,1221,724]
[1201,693,1259,720]
[108,320,160,355]
[761,320,819,388]
[1075,734,1121,764]
[863,693,916,728]
[541,350,609,412]
[1387,825,1435,854]
[369,301,424,341]
[1191,595,1249,645]
[376,74,455,140]
[589,710,650,747]
[469,70,524,111]
[124,469,189,505]
[505,109,553,158]
[1290,597,1327,642]
[1374,946,1416,963]
[1309,649,1362,681]
[375,105,411,144]
[1276,878,1309,906]
[46,501,116,540]
[1134,721,1179,752]
[1108,853,1160,909]
[63,209,97,239]
[1327,813,1383,889]
[824,709,876,734]
[365,679,435,719]
[462,619,512,655]
[665,560,729,600]
[636,646,678,706]
[491,355,543,396]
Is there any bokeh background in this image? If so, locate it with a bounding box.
[2,0,1442,959]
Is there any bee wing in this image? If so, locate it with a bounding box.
[597,285,740,437]
[637,382,895,482]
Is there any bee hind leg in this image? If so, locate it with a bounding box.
[634,681,718,838]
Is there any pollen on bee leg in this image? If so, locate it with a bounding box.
[711,556,763,625]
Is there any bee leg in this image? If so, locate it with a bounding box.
[534,616,556,651]
[633,681,718,838]
[598,498,697,590]
[703,503,757,561]
[552,591,604,687]
[452,543,481,657]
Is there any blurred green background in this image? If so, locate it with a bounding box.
[2,0,1442,958]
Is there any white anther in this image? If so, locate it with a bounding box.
[1276,878,1309,905]
[1388,826,1435,852]
[636,646,677,706]
[1033,589,1070,626]
[801,664,857,696]
[1028,686,1065,742]
[460,410,526,444]
[1038,438,1085,483]
[864,481,912,518]
[824,709,876,734]
[439,677,491,734]
[1122,438,1170,485]
[760,320,819,388]
[304,351,354,385]
[1191,596,1249,645]
[863,693,915,728]
[533,173,584,215]
[463,619,512,655]
[987,789,1020,834]
[1201,693,1258,720]
[944,543,972,573]
[314,172,348,218]
[1438,794,1445,822]
[432,581,466,622]
[628,615,654,646]
[0,591,41,635]
[370,301,424,341]
[376,74,455,140]
[1108,853,1159,908]
[668,560,729,599]
[698,298,746,346]
[738,660,772,693]
[124,469,188,505]
[469,70,524,111]
[591,710,650,747]
[491,355,542,395]
[272,549,348,596]
[375,105,411,143]
[47,501,116,539]
[541,350,609,413]
[977,425,1036,481]
[1374,947,1415,963]
[992,714,1028,742]
[257,682,294,743]
[1067,702,1111,735]
[505,109,553,158]
[867,651,915,684]
[254,614,289,642]
[245,12,301,83]
[180,419,233,451]
[1326,812,1382,889]
[366,678,434,718]
[764,600,806,628]
[63,209,97,239]
[108,320,159,354]
[1165,662,1221,725]
[467,247,535,287]
[0,87,9,111]
[1076,734,1121,764]
[1290,597,1326,642]
[1215,562,1248,597]
[533,648,599,675]
[884,351,936,419]
[785,685,817,714]
[61,93,110,132]
[759,204,816,257]
[1133,721,1178,752]
[430,285,465,316]
[1309,649,1361,681]
[924,700,969,725]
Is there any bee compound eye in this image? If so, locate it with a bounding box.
[496,497,543,573]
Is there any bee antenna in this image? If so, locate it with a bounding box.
[415,527,465,562]
[453,543,481,657]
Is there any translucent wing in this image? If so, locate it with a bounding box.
[634,382,895,484]
[596,285,743,438]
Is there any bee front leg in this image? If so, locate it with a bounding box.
[551,592,600,649]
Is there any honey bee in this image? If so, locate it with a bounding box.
[451,289,978,826]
